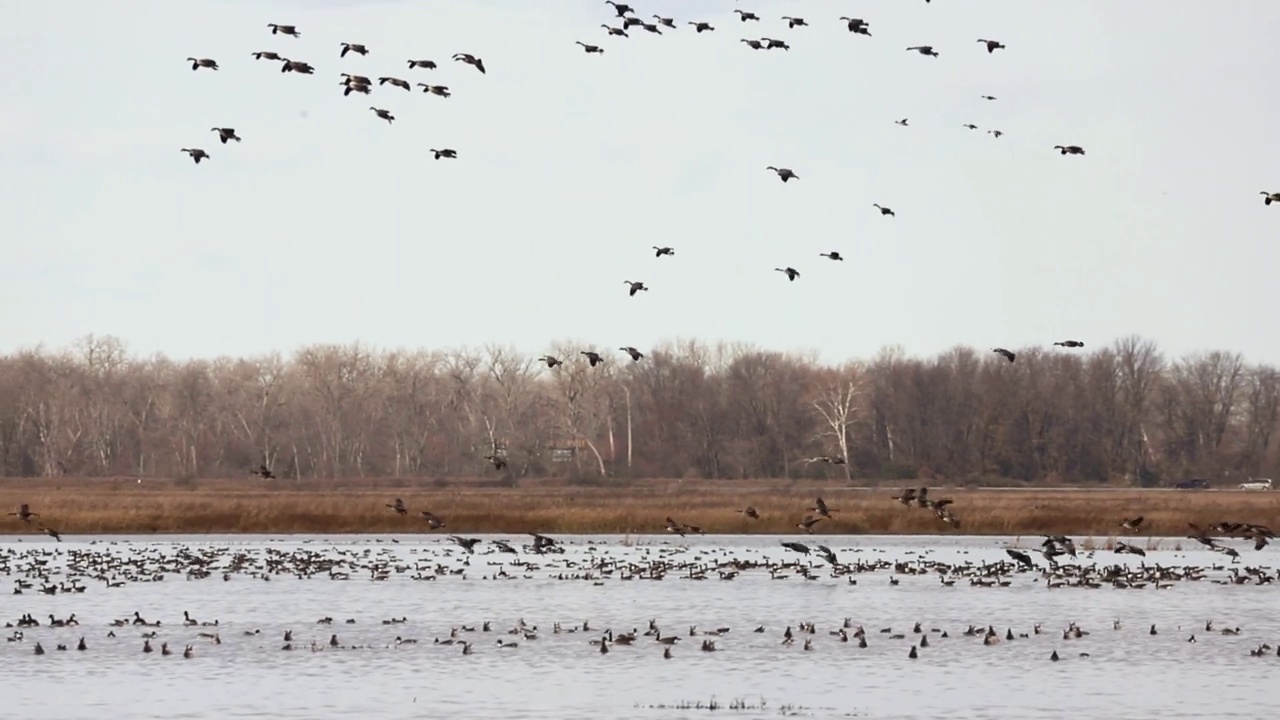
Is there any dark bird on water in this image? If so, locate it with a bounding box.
[820,251,843,261]
[653,246,675,257]
[619,346,644,362]
[581,351,605,367]
[624,280,648,297]
[775,267,800,282]
[1054,340,1084,348]
[992,348,1016,363]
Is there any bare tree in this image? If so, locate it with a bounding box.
[810,363,864,481]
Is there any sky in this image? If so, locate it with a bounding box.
[2,0,1279,366]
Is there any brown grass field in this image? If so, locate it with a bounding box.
[2,476,1278,538]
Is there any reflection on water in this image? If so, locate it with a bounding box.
[1,534,1276,719]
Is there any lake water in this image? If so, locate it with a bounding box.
[1,533,1275,719]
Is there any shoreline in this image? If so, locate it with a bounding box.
[2,477,1277,537]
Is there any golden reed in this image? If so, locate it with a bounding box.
[1,477,1277,537]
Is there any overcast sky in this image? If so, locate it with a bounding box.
[2,0,1278,365]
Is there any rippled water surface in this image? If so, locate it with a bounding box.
[1,533,1275,719]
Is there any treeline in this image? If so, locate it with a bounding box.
[0,335,1276,484]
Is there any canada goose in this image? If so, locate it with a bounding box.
[250,464,274,479]
[688,21,714,33]
[210,127,241,144]
[980,95,997,100]
[766,166,797,181]
[602,24,628,37]
[143,639,153,653]
[162,642,173,656]
[1054,145,1086,155]
[1260,191,1280,206]
[664,517,686,536]
[370,107,395,124]
[908,645,918,659]
[652,15,676,28]
[893,488,917,505]
[796,515,823,534]
[992,348,1016,363]
[581,351,605,367]
[187,57,219,71]
[775,267,800,281]
[252,51,282,61]
[734,10,759,22]
[652,246,675,257]
[342,81,372,96]
[1054,340,1085,348]
[340,43,369,58]
[483,454,507,471]
[619,346,644,362]
[605,1,633,17]
[663,646,672,659]
[738,506,760,520]
[782,16,808,28]
[431,149,457,160]
[906,45,939,57]
[781,541,810,554]
[378,76,411,90]
[576,41,605,54]
[873,203,895,216]
[1114,542,1146,556]
[341,73,373,86]
[7,504,37,522]
[180,148,209,164]
[1005,548,1035,568]
[34,643,44,655]
[809,497,839,518]
[453,53,486,74]
[819,251,843,261]
[267,24,301,38]
[420,511,445,529]
[763,38,790,50]
[386,498,408,516]
[407,59,437,70]
[741,39,765,50]
[962,124,979,130]
[840,17,871,35]
[1120,516,1145,531]
[624,280,649,296]
[988,130,1004,138]
[418,84,451,97]
[450,535,483,553]
[537,355,562,368]
[977,38,1006,53]
[639,23,663,35]
[183,644,194,659]
[77,637,87,651]
[895,118,908,126]
[280,59,314,74]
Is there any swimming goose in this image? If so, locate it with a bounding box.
[187,57,219,71]
[267,24,301,37]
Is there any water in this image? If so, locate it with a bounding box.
[1,534,1275,719]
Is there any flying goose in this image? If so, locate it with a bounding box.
[766,166,797,182]
[187,57,219,71]
[1054,340,1084,348]
[782,16,808,28]
[653,15,676,28]
[581,351,605,367]
[341,73,372,85]
[873,203,895,216]
[453,53,486,74]
[340,43,369,58]
[211,127,241,144]
[484,454,507,471]
[252,51,282,61]
[1005,548,1035,568]
[977,39,1006,53]
[370,107,395,124]
[1120,516,1145,532]
[420,511,446,529]
[992,348,1016,363]
[741,38,765,50]
[796,515,823,534]
[738,506,760,520]
[906,45,939,57]
[537,355,563,368]
[652,246,675,257]
[576,41,605,54]
[734,9,760,21]
[408,59,437,69]
[605,1,633,17]
[688,21,714,33]
[809,497,839,518]
[450,535,483,553]
[1261,191,1280,206]
[180,148,209,164]
[619,346,644,362]
[342,80,371,96]
[763,38,790,50]
[8,504,37,522]
[988,129,1004,138]
[819,251,843,261]
[980,95,997,100]
[624,280,648,296]
[386,498,407,516]
[781,541,810,554]
[250,464,274,479]
[895,118,908,126]
[840,17,871,35]
[1054,145,1086,155]
[1115,542,1146,556]
[267,24,301,37]
[431,149,457,160]
[281,59,314,74]
[378,76,411,90]
[962,124,979,130]
[602,24,628,37]
[775,267,800,281]
[40,527,62,542]
[639,22,663,34]
[418,84,451,97]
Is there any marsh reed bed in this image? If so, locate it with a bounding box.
[1,477,1277,537]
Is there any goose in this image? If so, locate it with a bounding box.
[537,355,563,368]
[819,251,843,261]
[988,130,1003,138]
[977,38,1006,53]
[342,80,372,96]
[419,511,445,529]
[782,16,808,28]
[992,348,1016,363]
[1261,191,1280,206]
[450,535,483,553]
[280,59,314,74]
[1120,516,1144,531]
[1054,340,1085,347]
[781,541,810,554]
[341,73,373,86]
[619,346,644,362]
[386,498,407,515]
[251,464,274,479]
[653,15,676,29]
[1115,542,1146,556]
[652,246,675,257]
[688,21,714,33]
[210,127,241,144]
[1005,548,1035,568]
[180,148,209,164]
[796,515,823,534]
[183,645,194,659]
[430,149,457,160]
[664,517,686,536]
[766,166,797,182]
[962,124,979,130]
[187,57,219,71]
[340,43,369,58]
[906,45,939,57]
[738,506,760,520]
[741,39,765,50]
[803,456,846,465]
[576,41,605,54]
[733,9,760,22]
[370,107,395,124]
[873,203,895,216]
[267,24,301,37]
[407,59,437,69]
[639,23,663,34]
[763,38,790,50]
[7,504,37,522]
[895,118,908,126]
[624,280,649,296]
[840,17,871,35]
[1054,145,1086,155]
[418,84,451,97]
[980,95,997,100]
[483,454,507,471]
[602,24,628,37]
[453,53,486,74]
[809,497,839,518]
[581,351,605,367]
[378,76,411,90]
[775,267,800,281]
[605,1,633,17]
[252,51,282,61]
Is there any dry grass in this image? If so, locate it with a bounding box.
[1,476,1278,537]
